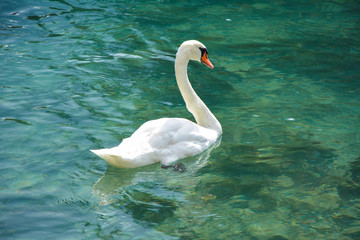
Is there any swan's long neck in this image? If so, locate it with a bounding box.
[175,55,222,135]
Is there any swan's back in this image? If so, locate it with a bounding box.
[91,118,218,168]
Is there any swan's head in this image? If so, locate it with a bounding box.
[177,40,214,69]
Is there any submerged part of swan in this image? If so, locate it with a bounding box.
[91,40,222,168]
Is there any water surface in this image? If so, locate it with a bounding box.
[1,0,360,239]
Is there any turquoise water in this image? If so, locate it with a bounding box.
[1,0,360,239]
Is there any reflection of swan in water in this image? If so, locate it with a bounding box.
[92,137,221,206]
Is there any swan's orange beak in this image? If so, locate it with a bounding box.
[201,51,214,69]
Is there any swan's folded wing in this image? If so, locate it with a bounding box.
[132,118,217,165]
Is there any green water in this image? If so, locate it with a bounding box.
[1,0,360,239]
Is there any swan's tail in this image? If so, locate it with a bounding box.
[90,148,137,169]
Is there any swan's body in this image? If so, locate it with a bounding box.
[91,40,222,168]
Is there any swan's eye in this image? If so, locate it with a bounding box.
[199,47,208,58]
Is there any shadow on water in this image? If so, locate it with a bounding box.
[112,185,178,227]
[194,136,338,207]
[336,157,360,201]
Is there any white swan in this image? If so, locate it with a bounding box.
[91,40,222,169]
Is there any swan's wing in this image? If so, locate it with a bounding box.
[119,118,218,165]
